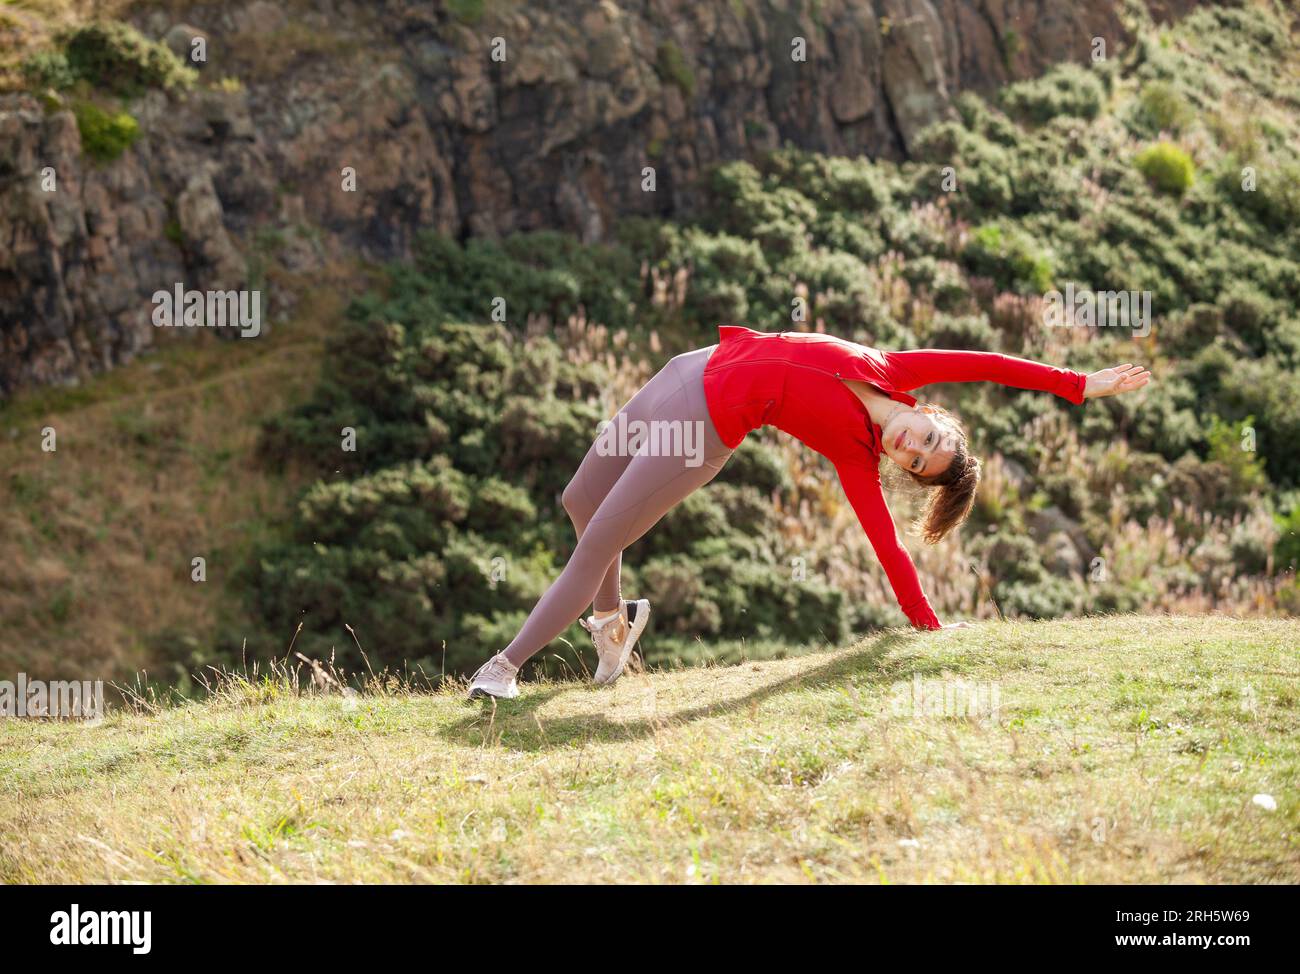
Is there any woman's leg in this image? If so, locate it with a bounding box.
[560,343,722,614]
[502,345,729,668]
[561,459,626,616]
[560,411,645,617]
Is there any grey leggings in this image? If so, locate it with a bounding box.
[502,344,734,666]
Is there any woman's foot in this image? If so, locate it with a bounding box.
[580,599,651,686]
[467,652,519,700]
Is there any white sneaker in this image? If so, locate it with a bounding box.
[467,652,519,700]
[579,599,650,686]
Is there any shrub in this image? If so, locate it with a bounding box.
[971,532,1045,586]
[1275,502,1300,572]
[1266,317,1300,366]
[911,122,1016,216]
[681,230,769,293]
[760,148,892,212]
[785,248,872,297]
[61,21,196,96]
[687,279,749,324]
[998,576,1082,619]
[705,163,818,239]
[1135,142,1195,196]
[1218,361,1300,488]
[1226,158,1300,233]
[1000,63,1105,124]
[20,50,76,90]
[925,312,997,351]
[402,231,633,328]
[1134,80,1194,134]
[1217,282,1282,353]
[72,101,140,162]
[1205,415,1268,496]
[961,223,1054,294]
[902,257,970,312]
[811,211,887,263]
[952,91,1026,148]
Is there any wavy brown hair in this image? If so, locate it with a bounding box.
[907,404,981,544]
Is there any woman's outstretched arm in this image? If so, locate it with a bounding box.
[883,349,1150,404]
[834,458,943,631]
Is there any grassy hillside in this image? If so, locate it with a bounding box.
[0,278,345,683]
[3,616,1296,884]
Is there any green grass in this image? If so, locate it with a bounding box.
[2,616,1296,883]
[71,99,139,162]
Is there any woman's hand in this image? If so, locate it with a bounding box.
[941,621,974,630]
[1084,364,1151,399]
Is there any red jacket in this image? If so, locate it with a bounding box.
[701,325,1087,629]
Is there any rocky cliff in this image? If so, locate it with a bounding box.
[0,0,1193,396]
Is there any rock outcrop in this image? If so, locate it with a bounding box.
[0,0,1193,397]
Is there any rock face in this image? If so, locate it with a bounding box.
[0,0,1189,397]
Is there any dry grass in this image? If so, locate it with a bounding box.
[2,615,1296,884]
[0,275,345,682]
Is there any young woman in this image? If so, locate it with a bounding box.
[468,325,1150,699]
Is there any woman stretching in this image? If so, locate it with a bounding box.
[468,325,1150,699]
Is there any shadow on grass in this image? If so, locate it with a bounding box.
[438,629,983,753]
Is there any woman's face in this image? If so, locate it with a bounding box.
[880,407,957,479]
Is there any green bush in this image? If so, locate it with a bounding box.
[925,312,997,351]
[61,21,196,96]
[705,162,818,239]
[998,576,1082,619]
[401,231,631,329]
[1205,415,1269,496]
[811,211,886,263]
[1217,281,1283,354]
[1275,502,1300,572]
[760,147,892,212]
[1226,158,1300,233]
[72,101,140,162]
[961,223,1054,294]
[902,257,970,312]
[911,122,1016,216]
[1000,63,1105,124]
[1134,80,1194,134]
[784,248,873,297]
[951,91,1024,148]
[681,230,769,294]
[1135,142,1195,196]
[20,50,76,90]
[1217,361,1300,488]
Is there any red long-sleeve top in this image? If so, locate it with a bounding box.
[701,326,1087,629]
